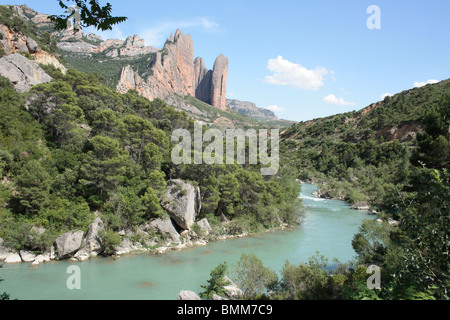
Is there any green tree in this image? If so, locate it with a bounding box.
[394,168,450,299]
[50,0,127,31]
[277,253,331,300]
[80,135,129,197]
[200,262,231,300]
[232,253,278,300]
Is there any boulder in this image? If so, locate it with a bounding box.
[224,276,243,299]
[114,238,146,256]
[55,230,84,259]
[197,218,212,235]
[26,37,38,53]
[0,53,52,92]
[147,218,181,243]
[31,254,50,266]
[0,238,13,261]
[350,202,370,210]
[73,248,91,261]
[161,180,201,230]
[85,218,104,254]
[178,290,201,301]
[212,294,229,300]
[5,253,22,264]
[19,250,36,263]
[388,219,400,227]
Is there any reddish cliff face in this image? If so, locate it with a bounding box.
[210,55,229,111]
[116,29,229,110]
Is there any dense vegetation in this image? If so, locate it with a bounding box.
[280,79,450,211]
[201,81,449,300]
[0,66,303,256]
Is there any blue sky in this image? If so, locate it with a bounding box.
[2,0,450,122]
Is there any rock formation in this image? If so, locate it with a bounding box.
[161,179,201,231]
[55,230,84,259]
[178,290,201,301]
[194,57,212,103]
[0,53,52,92]
[117,29,229,110]
[226,99,278,120]
[0,23,67,74]
[210,54,229,110]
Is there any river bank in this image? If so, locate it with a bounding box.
[1,183,369,300]
[0,213,297,266]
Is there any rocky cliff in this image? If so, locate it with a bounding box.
[117,29,229,110]
[0,53,52,92]
[226,99,278,121]
[0,23,67,74]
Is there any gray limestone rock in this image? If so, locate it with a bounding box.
[85,218,105,254]
[55,230,84,259]
[0,53,52,92]
[148,218,181,243]
[161,180,201,230]
[178,290,201,300]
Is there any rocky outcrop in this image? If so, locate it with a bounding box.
[0,53,52,92]
[147,218,181,243]
[210,55,229,110]
[197,218,212,235]
[84,218,105,253]
[57,30,158,57]
[161,180,201,230]
[119,35,157,57]
[55,230,84,259]
[117,29,229,110]
[116,65,153,100]
[4,253,22,264]
[194,57,212,104]
[32,50,67,74]
[227,99,278,121]
[350,202,370,210]
[375,122,419,142]
[224,275,243,299]
[19,250,36,263]
[0,23,66,74]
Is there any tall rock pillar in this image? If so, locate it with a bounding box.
[210,54,229,110]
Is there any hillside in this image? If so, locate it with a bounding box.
[0,4,303,265]
[281,79,450,210]
[0,4,294,131]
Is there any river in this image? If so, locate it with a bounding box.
[1,184,369,300]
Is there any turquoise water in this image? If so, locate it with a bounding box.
[1,184,369,300]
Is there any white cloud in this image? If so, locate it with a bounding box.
[413,79,439,88]
[323,94,356,106]
[266,105,286,112]
[264,56,329,91]
[381,93,393,100]
[340,88,351,95]
[141,17,220,47]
